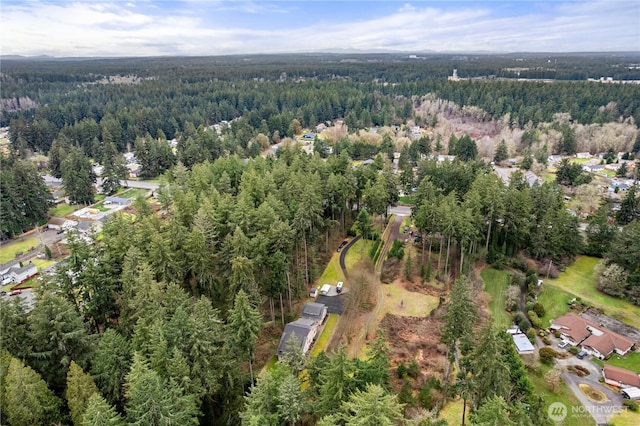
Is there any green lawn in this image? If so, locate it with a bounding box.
[49,203,78,217]
[605,352,640,374]
[544,173,556,183]
[610,409,640,426]
[398,195,415,205]
[344,239,373,270]
[529,364,595,426]
[118,188,148,199]
[311,314,339,356]
[438,399,469,425]
[0,237,40,263]
[537,285,575,328]
[548,256,640,326]
[316,252,345,286]
[481,268,512,329]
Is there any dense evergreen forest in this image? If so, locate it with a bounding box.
[2,53,640,157]
[1,54,640,425]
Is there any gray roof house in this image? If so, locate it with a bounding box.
[301,302,328,324]
[277,318,318,360]
[0,260,21,277]
[8,263,38,285]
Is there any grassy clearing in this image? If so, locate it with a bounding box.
[529,364,595,426]
[544,173,556,182]
[610,409,640,426]
[0,237,40,263]
[438,399,468,425]
[344,239,373,270]
[311,314,339,356]
[605,352,640,374]
[537,285,574,327]
[118,188,148,199]
[316,252,345,286]
[548,256,640,326]
[50,203,78,217]
[481,268,512,329]
[377,281,439,320]
[31,258,56,271]
[398,195,415,204]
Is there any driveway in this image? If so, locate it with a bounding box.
[555,356,625,424]
[315,293,346,315]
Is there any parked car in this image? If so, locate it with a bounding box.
[336,281,343,293]
[558,341,569,349]
[309,288,318,298]
[577,350,588,359]
[320,284,331,295]
[9,290,22,296]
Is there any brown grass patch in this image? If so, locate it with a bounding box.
[578,384,608,402]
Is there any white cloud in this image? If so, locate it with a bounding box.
[1,1,637,57]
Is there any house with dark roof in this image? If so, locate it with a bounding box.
[550,313,635,359]
[276,318,318,360]
[301,302,328,324]
[602,365,640,388]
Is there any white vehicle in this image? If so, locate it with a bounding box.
[309,288,318,298]
[558,341,569,349]
[320,284,331,295]
[336,281,343,293]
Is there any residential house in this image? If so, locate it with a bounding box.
[602,365,640,388]
[277,318,318,360]
[608,181,630,192]
[301,302,328,324]
[583,164,604,173]
[123,152,137,164]
[512,333,535,355]
[547,155,564,164]
[436,155,456,162]
[362,159,375,166]
[0,260,20,277]
[3,263,38,285]
[550,313,635,359]
[576,152,591,159]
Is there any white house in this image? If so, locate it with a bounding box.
[576,152,591,159]
[7,263,38,284]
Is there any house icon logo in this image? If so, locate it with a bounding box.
[548,402,567,422]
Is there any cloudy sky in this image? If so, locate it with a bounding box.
[1,1,639,57]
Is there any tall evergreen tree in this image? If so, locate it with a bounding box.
[82,393,125,426]
[227,290,263,383]
[62,146,96,204]
[3,357,62,426]
[125,353,199,426]
[101,140,128,195]
[67,360,99,426]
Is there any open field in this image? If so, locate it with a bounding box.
[548,256,640,326]
[118,188,148,199]
[49,203,79,217]
[344,239,373,270]
[377,280,440,321]
[538,285,575,327]
[311,314,339,356]
[481,268,512,329]
[316,252,345,286]
[529,364,595,426]
[0,237,39,263]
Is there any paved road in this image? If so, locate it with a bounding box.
[389,205,411,217]
[338,236,361,280]
[375,215,403,274]
[555,356,625,424]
